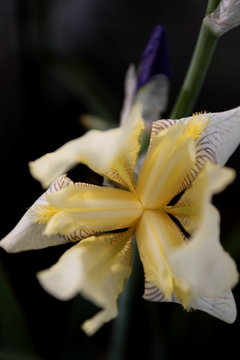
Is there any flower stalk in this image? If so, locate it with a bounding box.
[108,239,142,360]
[170,0,221,118]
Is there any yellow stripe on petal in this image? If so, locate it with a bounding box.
[137,122,196,209]
[44,185,143,234]
[37,229,134,335]
[136,210,187,301]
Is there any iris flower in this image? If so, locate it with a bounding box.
[0,26,239,335]
[1,104,239,335]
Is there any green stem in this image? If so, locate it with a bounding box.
[170,0,221,119]
[206,0,221,14]
[108,239,142,360]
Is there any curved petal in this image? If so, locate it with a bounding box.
[168,204,238,298]
[201,106,240,165]
[143,282,237,323]
[166,162,235,235]
[137,121,196,208]
[0,175,79,253]
[136,210,186,300]
[152,107,240,188]
[0,175,98,252]
[30,105,144,192]
[37,229,134,335]
[43,185,143,235]
[188,291,237,324]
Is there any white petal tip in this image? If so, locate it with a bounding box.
[29,161,52,189]
[190,291,237,324]
[37,267,79,301]
[0,236,15,253]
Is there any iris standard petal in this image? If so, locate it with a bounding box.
[37,229,133,335]
[137,122,196,208]
[30,105,144,192]
[43,185,143,235]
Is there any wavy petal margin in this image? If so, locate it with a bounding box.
[37,229,134,335]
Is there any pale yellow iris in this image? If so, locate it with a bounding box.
[32,108,238,337]
[0,105,231,335]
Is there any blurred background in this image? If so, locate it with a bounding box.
[0,0,240,359]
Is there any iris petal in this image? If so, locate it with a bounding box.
[166,162,235,234]
[0,175,79,253]
[137,122,196,208]
[143,282,237,324]
[37,229,133,335]
[44,185,143,235]
[136,210,185,300]
[30,105,144,192]
[168,204,238,298]
[152,107,240,189]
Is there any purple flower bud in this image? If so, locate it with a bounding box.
[137,25,170,89]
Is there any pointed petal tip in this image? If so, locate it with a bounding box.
[191,291,237,324]
[0,235,15,253]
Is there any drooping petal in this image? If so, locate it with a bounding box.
[166,162,235,235]
[137,121,196,208]
[37,229,134,335]
[136,210,186,301]
[143,281,237,323]
[44,185,143,235]
[0,175,83,253]
[152,107,240,188]
[168,204,238,298]
[30,105,144,192]
[188,291,237,323]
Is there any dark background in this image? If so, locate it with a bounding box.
[0,0,239,359]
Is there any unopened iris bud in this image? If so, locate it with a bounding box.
[204,0,240,36]
[136,25,170,126]
[137,25,170,88]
